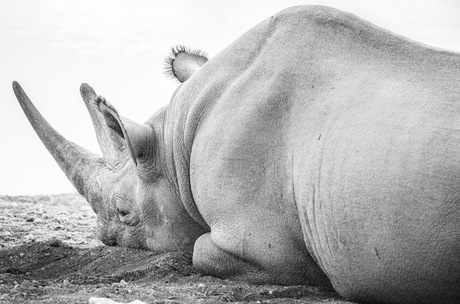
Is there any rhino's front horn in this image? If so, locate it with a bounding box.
[13,81,105,208]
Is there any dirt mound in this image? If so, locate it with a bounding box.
[0,240,195,283]
[0,194,353,304]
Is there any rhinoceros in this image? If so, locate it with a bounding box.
[12,5,460,304]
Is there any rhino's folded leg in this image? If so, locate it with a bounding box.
[192,232,275,284]
[88,297,146,304]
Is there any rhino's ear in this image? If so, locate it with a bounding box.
[164,45,208,83]
[96,96,153,167]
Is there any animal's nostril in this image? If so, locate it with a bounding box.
[103,238,118,246]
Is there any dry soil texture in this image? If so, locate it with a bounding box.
[0,194,354,304]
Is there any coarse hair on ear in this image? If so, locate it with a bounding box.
[164,45,208,83]
[96,96,153,167]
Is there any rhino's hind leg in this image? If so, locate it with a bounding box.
[193,233,273,284]
[193,232,330,286]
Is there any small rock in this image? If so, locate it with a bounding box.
[49,239,61,247]
[89,298,147,304]
[22,280,31,287]
[26,217,34,222]
[22,280,40,287]
[112,279,128,288]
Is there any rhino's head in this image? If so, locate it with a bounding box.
[12,47,209,251]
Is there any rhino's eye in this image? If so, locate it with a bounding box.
[114,197,131,218]
[114,197,140,226]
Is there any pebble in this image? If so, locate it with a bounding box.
[49,239,61,247]
[22,280,40,287]
[112,279,128,287]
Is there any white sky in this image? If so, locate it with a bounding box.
[1,0,460,195]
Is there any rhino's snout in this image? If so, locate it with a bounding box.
[97,229,119,246]
[102,238,118,246]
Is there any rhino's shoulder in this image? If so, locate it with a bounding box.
[271,5,369,32]
[270,5,459,60]
[258,5,394,55]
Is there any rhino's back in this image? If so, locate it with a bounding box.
[183,6,460,304]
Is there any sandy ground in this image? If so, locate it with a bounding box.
[0,194,355,304]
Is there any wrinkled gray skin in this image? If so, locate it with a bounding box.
[13,6,460,304]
